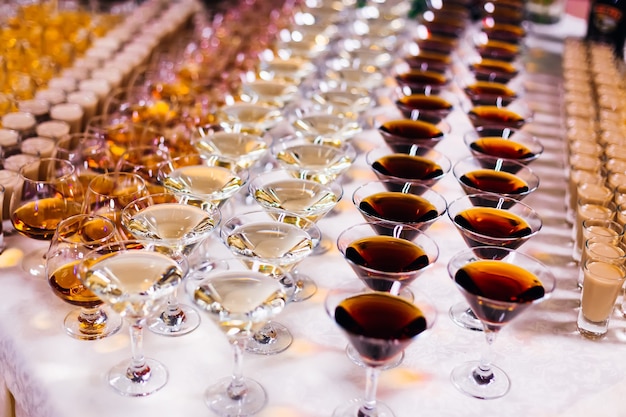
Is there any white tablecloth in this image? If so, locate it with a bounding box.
[4,13,626,417]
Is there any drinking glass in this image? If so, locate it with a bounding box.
[82,172,150,238]
[447,193,543,331]
[115,145,172,195]
[216,102,283,134]
[192,130,272,170]
[452,155,540,201]
[221,209,320,354]
[393,91,456,125]
[291,113,362,144]
[325,287,435,417]
[10,157,83,276]
[447,247,556,399]
[376,117,446,152]
[78,239,187,396]
[122,192,221,336]
[248,168,343,258]
[191,269,288,416]
[270,134,357,185]
[45,213,122,340]
[463,126,544,166]
[352,179,448,232]
[366,145,451,189]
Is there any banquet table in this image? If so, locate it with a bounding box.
[2,8,626,417]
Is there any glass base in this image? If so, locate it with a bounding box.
[332,398,396,417]
[205,376,267,417]
[64,307,122,340]
[290,270,318,302]
[450,361,510,400]
[246,321,293,355]
[22,247,48,277]
[147,303,201,337]
[449,301,484,332]
[312,235,334,256]
[346,344,404,370]
[108,358,168,397]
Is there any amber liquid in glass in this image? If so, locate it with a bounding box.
[470,137,535,160]
[372,154,444,181]
[12,198,82,240]
[460,169,529,195]
[49,261,103,308]
[467,106,525,128]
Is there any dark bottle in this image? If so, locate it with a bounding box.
[585,0,626,59]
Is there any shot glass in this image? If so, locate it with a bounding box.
[577,259,626,339]
[574,197,616,262]
[578,237,626,288]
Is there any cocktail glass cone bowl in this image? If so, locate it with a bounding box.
[466,101,533,130]
[45,214,122,340]
[190,269,287,417]
[366,145,451,190]
[78,239,187,397]
[463,125,544,166]
[352,179,448,234]
[447,193,543,331]
[325,286,436,417]
[157,153,250,208]
[216,102,283,133]
[447,246,556,400]
[270,134,357,185]
[393,90,457,125]
[192,130,272,170]
[248,168,343,257]
[376,118,446,153]
[220,209,320,355]
[452,155,539,204]
[291,113,362,144]
[121,192,222,336]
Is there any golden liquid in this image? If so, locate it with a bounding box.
[162,165,244,203]
[12,198,82,240]
[275,144,353,183]
[49,261,103,308]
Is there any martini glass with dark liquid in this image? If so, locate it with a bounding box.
[447,247,556,399]
[463,126,543,166]
[376,117,447,153]
[325,287,436,417]
[221,209,320,355]
[447,193,543,331]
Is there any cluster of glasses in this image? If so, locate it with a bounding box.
[560,38,626,340]
[0,0,563,415]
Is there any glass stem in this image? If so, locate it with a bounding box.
[474,328,498,384]
[227,336,248,400]
[77,307,107,335]
[127,322,151,383]
[359,366,381,417]
[160,291,185,328]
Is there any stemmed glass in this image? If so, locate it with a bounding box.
[192,130,272,170]
[190,269,288,416]
[221,209,320,355]
[248,168,343,290]
[447,193,543,331]
[325,286,436,417]
[10,157,83,276]
[45,213,122,340]
[78,239,188,396]
[115,144,172,195]
[447,247,556,399]
[121,192,222,336]
[81,172,150,238]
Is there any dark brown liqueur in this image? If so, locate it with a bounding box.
[404,51,451,71]
[454,260,545,324]
[464,82,517,106]
[335,293,427,362]
[470,137,535,160]
[481,22,526,44]
[476,40,520,62]
[467,106,525,128]
[396,94,453,123]
[380,119,444,140]
[360,192,439,224]
[470,59,519,83]
[460,169,529,195]
[396,70,448,88]
[372,154,444,181]
[345,236,430,291]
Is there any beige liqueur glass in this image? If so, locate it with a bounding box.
[46,214,122,340]
[122,192,221,337]
[78,239,187,397]
[192,130,272,170]
[578,259,626,339]
[577,219,625,288]
[10,158,83,277]
[221,209,320,355]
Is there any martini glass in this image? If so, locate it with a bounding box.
[270,134,357,185]
[157,153,250,209]
[291,112,362,144]
[463,126,544,166]
[192,130,272,170]
[10,157,83,277]
[221,209,320,355]
[352,180,448,233]
[325,287,436,417]
[121,192,221,336]
[248,168,343,259]
[447,247,556,399]
[190,269,288,416]
[366,145,451,191]
[453,155,540,201]
[447,193,543,331]
[78,239,187,396]
[45,213,122,340]
[376,117,447,153]
[216,102,283,134]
